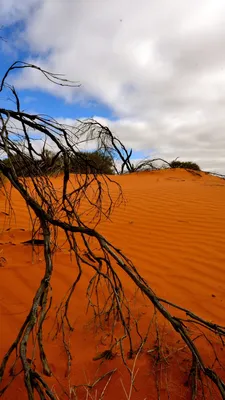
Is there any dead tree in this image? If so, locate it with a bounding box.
[0,62,225,399]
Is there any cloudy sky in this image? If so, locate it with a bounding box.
[1,0,225,172]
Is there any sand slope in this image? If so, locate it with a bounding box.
[0,169,225,399]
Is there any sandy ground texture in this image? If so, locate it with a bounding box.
[0,169,225,399]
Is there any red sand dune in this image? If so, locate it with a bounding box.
[0,169,225,399]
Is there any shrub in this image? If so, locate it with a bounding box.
[70,151,115,175]
[2,154,39,177]
[170,160,201,171]
[1,150,115,177]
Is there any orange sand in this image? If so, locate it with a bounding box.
[0,169,225,399]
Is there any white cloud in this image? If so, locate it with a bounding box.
[0,0,40,25]
[1,0,225,172]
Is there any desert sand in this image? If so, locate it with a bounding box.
[0,169,225,399]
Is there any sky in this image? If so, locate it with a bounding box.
[0,0,225,173]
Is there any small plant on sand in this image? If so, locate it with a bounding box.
[170,159,201,171]
[0,62,225,400]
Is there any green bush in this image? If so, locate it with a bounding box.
[70,151,114,175]
[1,150,115,178]
[170,160,201,171]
